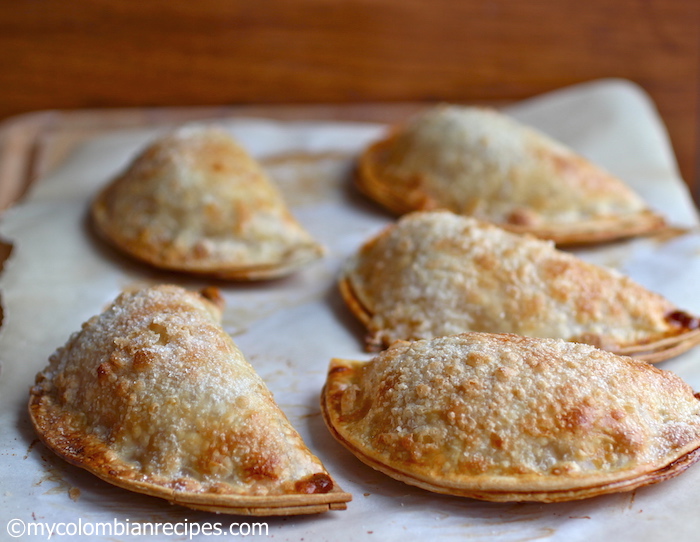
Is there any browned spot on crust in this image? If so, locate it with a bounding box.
[667,310,700,330]
[329,365,352,376]
[132,349,157,371]
[294,473,334,494]
[200,286,225,311]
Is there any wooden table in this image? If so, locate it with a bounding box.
[1,1,698,199]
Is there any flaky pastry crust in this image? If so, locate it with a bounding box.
[29,285,350,515]
[321,333,700,502]
[341,211,700,361]
[357,105,666,244]
[91,126,324,280]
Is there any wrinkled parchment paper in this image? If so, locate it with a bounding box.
[1,79,700,542]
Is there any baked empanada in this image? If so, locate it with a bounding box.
[29,285,350,515]
[340,211,700,361]
[357,105,666,244]
[91,127,324,280]
[322,333,700,503]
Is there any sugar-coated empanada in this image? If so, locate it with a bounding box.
[29,285,350,515]
[91,127,324,280]
[322,333,700,502]
[357,105,666,244]
[340,211,700,361]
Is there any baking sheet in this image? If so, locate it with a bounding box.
[1,79,700,541]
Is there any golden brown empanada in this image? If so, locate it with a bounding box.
[91,127,324,280]
[322,333,700,503]
[340,211,700,361]
[29,285,350,515]
[357,105,666,244]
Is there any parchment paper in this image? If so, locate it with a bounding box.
[1,79,700,541]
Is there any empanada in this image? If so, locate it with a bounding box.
[340,211,700,361]
[91,127,324,280]
[322,333,700,503]
[29,285,350,515]
[357,105,666,244]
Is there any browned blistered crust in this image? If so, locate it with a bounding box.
[91,126,324,280]
[29,285,350,515]
[357,106,666,245]
[340,211,700,361]
[321,333,700,503]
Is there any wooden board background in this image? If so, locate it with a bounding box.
[0,0,698,203]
